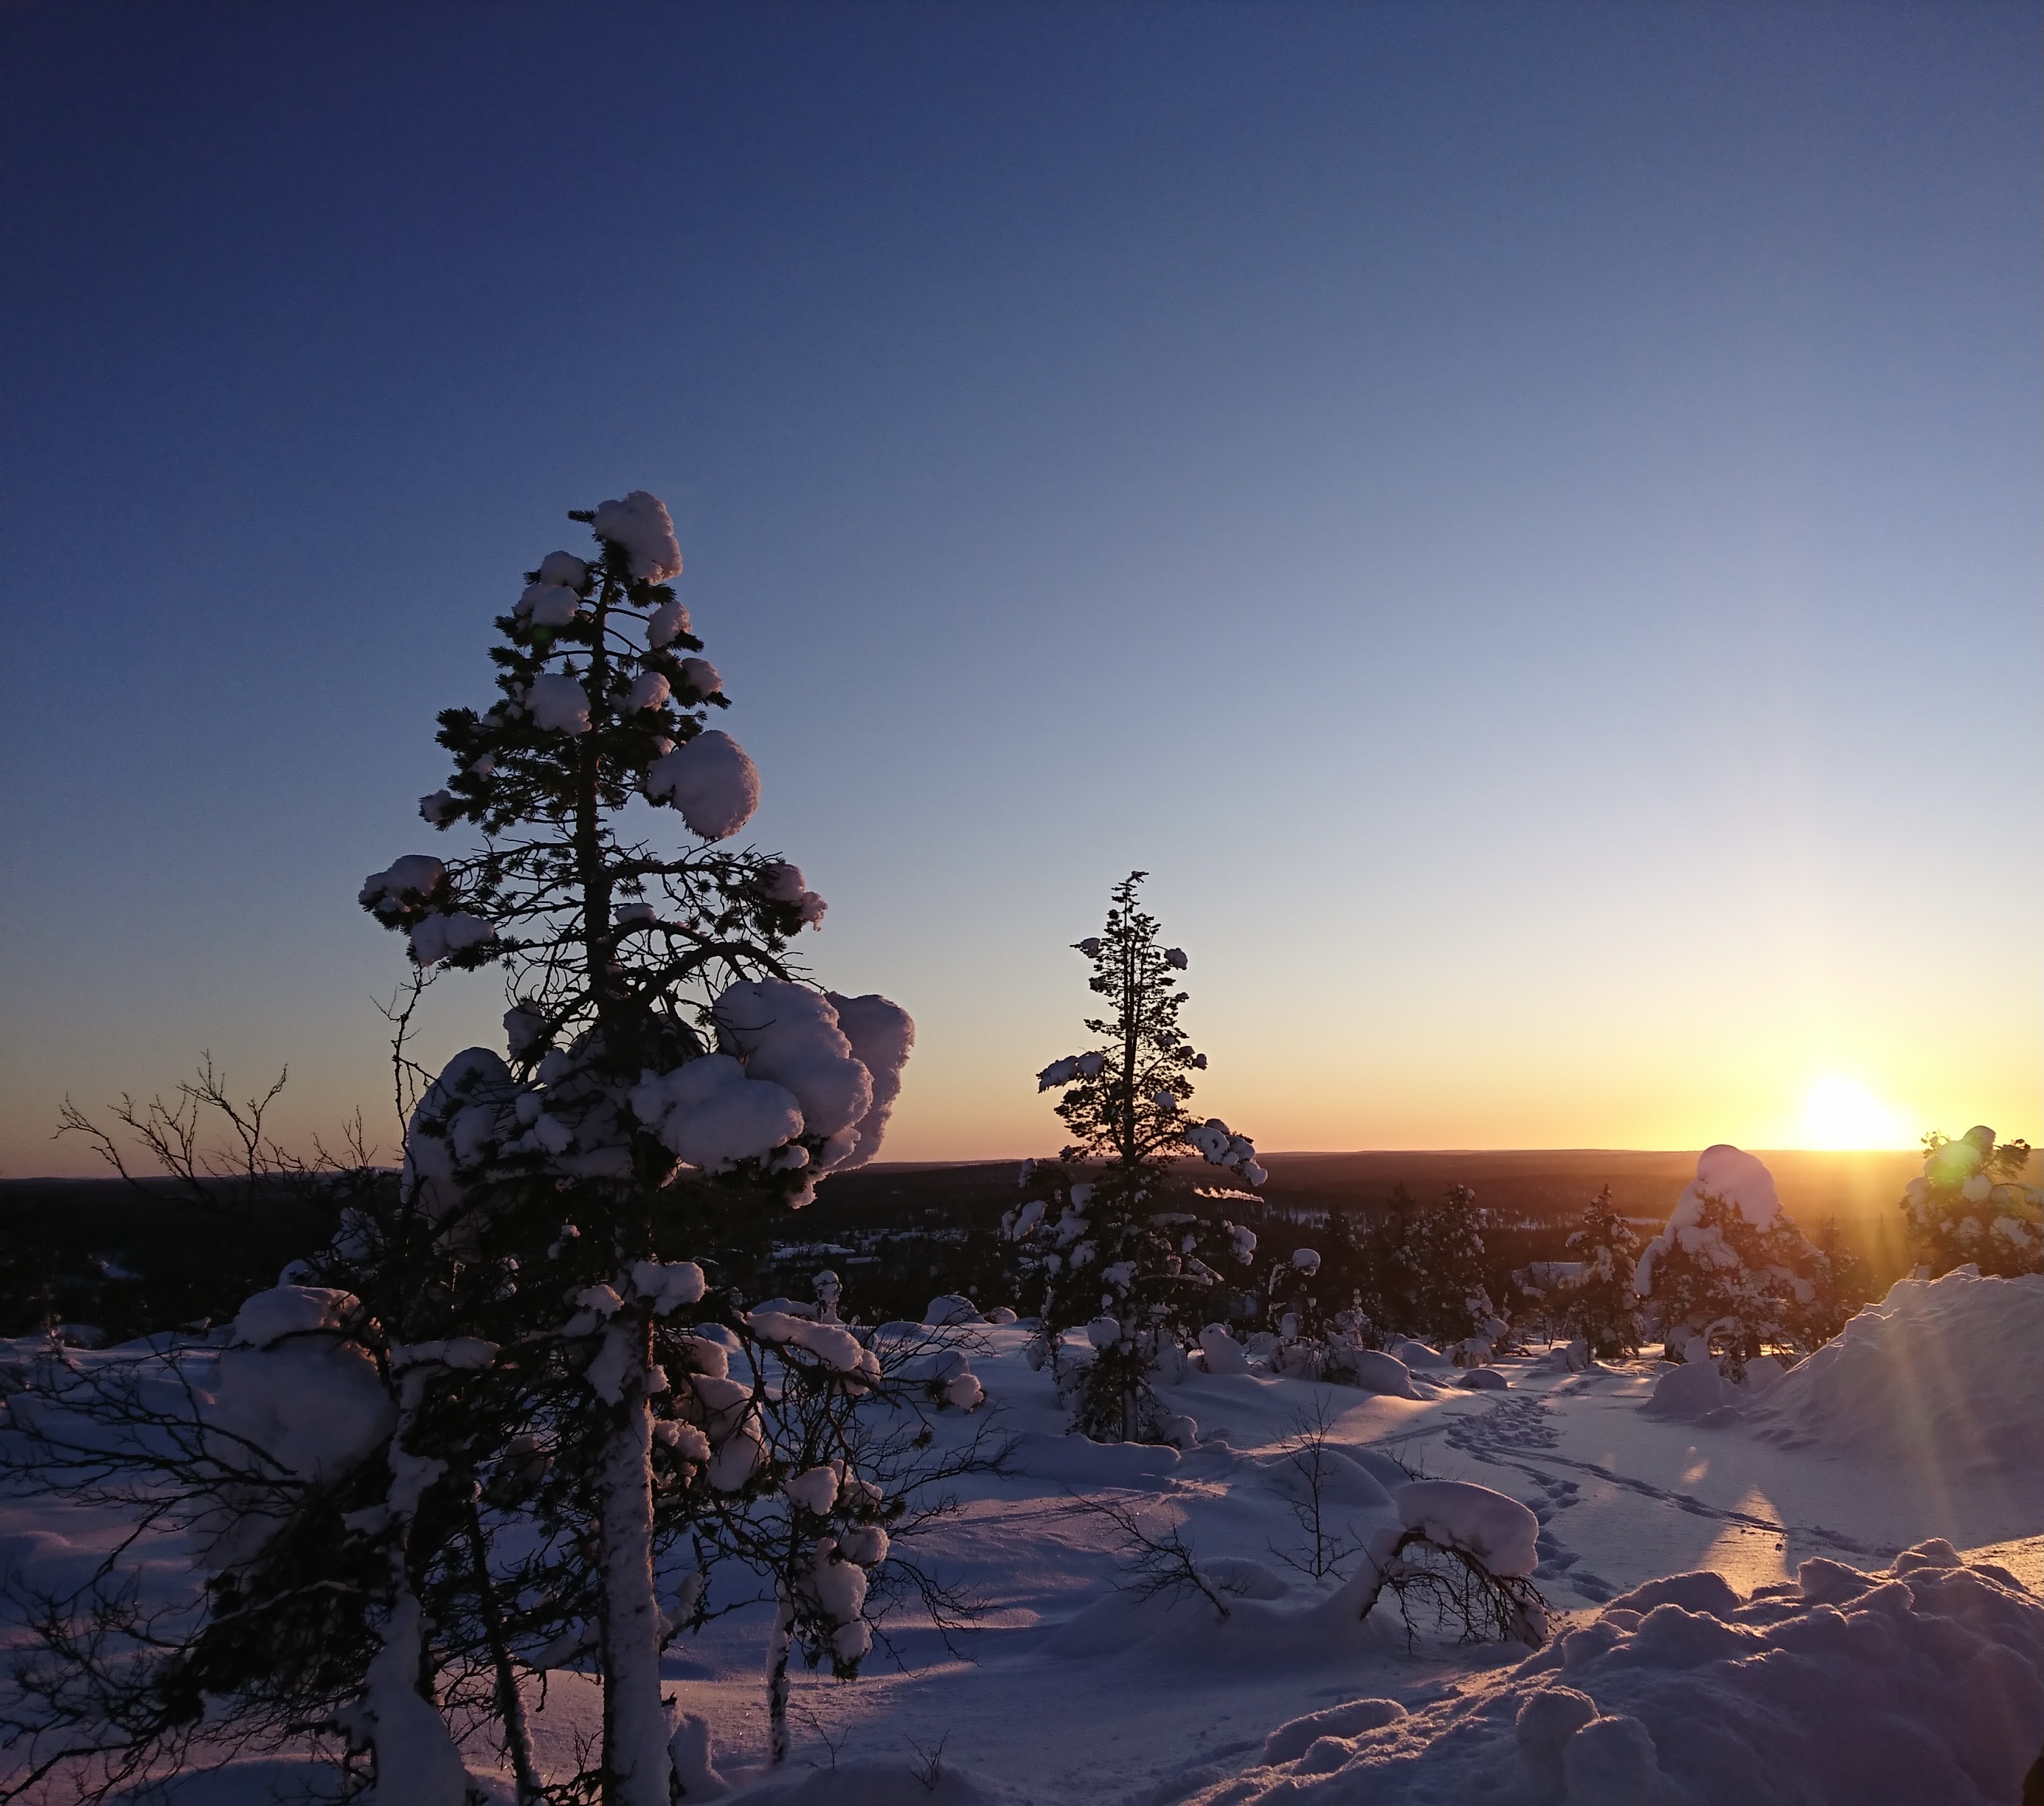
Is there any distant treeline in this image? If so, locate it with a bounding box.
[0,1150,1917,1343]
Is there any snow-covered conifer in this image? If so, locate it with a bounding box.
[344,493,913,1802]
[1632,1146,1820,1377]
[1349,1183,1500,1356]
[1004,873,1261,1442]
[1784,1214,1872,1349]
[1558,1186,1643,1358]
[1899,1124,2040,1278]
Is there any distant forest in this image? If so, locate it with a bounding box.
[0,1148,1923,1346]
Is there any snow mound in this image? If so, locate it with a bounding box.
[1394,1479,1539,1577]
[231,1285,361,1349]
[1186,1542,2044,1806]
[1199,1324,1250,1375]
[1748,1268,2044,1471]
[1334,1347,1417,1397]
[1261,1697,1408,1763]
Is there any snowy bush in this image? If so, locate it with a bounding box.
[1899,1123,2040,1278]
[1003,873,1263,1442]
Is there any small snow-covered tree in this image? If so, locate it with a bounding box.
[1351,1184,1498,1355]
[1558,1186,1643,1358]
[1900,1125,2040,1278]
[1633,1145,1820,1377]
[1405,1184,1500,1355]
[1784,1215,1871,1349]
[1004,872,1263,1442]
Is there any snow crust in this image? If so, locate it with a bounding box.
[646,730,760,840]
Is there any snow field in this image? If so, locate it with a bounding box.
[4,1278,2041,1802]
[513,1304,2042,1802]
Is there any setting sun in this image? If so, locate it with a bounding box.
[1800,1075,1914,1150]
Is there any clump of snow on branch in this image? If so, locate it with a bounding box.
[623,671,671,713]
[825,992,915,1171]
[1186,1116,1267,1187]
[198,1287,397,1568]
[516,581,582,626]
[1393,1480,1539,1577]
[715,981,873,1148]
[647,596,690,646]
[646,728,760,840]
[592,489,684,581]
[763,860,828,929]
[628,1054,803,1174]
[358,855,448,917]
[536,550,589,588]
[406,910,495,969]
[678,656,721,698]
[528,671,592,735]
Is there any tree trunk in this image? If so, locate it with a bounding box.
[596,1320,672,1806]
[465,1499,544,1805]
[766,1595,796,1765]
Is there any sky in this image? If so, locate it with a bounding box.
[1,1,2037,1177]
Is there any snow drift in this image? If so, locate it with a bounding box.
[1747,1267,2044,1473]
[1188,1541,2044,1806]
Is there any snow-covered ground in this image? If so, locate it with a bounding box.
[4,1272,2040,1804]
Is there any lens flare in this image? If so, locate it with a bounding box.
[1800,1076,1911,1149]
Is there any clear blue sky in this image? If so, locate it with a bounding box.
[3,2,2037,1174]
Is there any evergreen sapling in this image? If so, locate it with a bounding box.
[1003,873,1264,1443]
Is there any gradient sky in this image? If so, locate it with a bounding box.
[2,2,2037,1178]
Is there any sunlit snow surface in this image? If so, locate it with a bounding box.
[2,1272,2038,1804]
